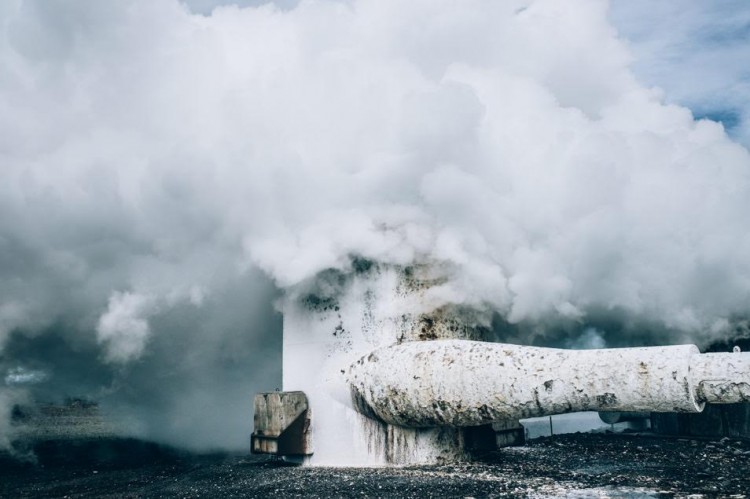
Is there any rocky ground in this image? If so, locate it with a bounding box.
[1,433,749,498]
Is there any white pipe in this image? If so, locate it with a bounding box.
[348,340,750,428]
[690,350,750,404]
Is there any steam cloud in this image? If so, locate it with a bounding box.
[610,0,750,146]
[1,0,750,451]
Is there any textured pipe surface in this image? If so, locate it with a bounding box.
[282,264,494,465]
[349,340,712,427]
[691,351,750,404]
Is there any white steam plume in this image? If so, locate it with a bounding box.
[96,292,158,363]
[0,0,749,450]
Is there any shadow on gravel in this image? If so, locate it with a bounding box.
[2,433,749,498]
[0,437,186,471]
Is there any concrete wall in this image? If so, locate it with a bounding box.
[281,263,493,465]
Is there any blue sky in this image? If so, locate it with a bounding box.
[608,0,750,145]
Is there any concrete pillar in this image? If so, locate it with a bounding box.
[281,263,490,465]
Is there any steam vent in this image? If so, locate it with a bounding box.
[252,263,750,466]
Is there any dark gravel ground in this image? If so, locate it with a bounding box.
[1,433,749,498]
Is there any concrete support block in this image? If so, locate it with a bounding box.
[251,391,312,457]
[492,420,525,447]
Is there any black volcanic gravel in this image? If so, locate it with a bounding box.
[1,433,749,498]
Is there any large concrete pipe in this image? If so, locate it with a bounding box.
[279,264,496,465]
[348,340,750,427]
[271,263,750,465]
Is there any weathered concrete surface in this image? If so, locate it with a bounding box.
[280,260,750,465]
[251,392,312,456]
[692,351,750,404]
[281,263,496,465]
[348,340,750,427]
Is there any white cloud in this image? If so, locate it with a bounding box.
[609,0,750,145]
[1,0,749,343]
[96,292,158,363]
[1,0,750,450]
